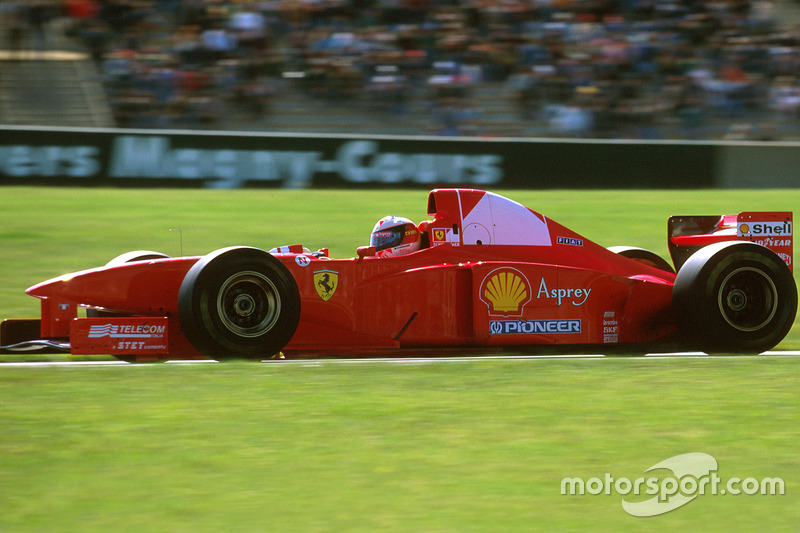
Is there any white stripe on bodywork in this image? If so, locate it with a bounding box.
[460,191,551,246]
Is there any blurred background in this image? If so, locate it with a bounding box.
[4,0,800,140]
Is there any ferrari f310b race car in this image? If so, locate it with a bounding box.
[1,189,796,361]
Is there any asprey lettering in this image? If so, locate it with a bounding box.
[537,278,591,306]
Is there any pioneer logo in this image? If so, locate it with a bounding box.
[490,319,581,335]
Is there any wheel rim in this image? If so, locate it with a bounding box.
[717,266,778,332]
[217,271,281,338]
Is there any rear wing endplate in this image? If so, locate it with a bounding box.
[669,212,792,272]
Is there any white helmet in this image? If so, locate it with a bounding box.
[370,216,421,257]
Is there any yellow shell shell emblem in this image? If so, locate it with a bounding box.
[482,268,531,316]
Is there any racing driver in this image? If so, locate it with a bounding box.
[369,216,422,257]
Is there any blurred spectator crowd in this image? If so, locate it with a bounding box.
[6,0,800,138]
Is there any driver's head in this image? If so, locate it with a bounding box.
[370,216,421,257]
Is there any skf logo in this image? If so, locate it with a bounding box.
[480,268,531,317]
[314,270,339,301]
[738,221,792,237]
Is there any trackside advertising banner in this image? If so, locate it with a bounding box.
[0,126,715,189]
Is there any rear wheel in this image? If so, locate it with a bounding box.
[672,241,796,353]
[178,247,300,360]
[608,246,675,273]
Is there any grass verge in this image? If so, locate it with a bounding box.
[1,187,798,530]
[0,357,798,532]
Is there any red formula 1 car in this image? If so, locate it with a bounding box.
[1,189,796,361]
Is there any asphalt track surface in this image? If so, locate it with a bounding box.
[3,352,800,368]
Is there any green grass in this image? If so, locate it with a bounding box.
[1,187,799,531]
[2,187,799,347]
[0,358,798,532]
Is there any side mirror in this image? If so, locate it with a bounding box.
[356,246,376,261]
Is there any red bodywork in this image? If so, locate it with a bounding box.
[5,189,793,361]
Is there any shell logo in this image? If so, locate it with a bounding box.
[480,268,532,317]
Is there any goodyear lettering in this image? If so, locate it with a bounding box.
[755,239,791,247]
[536,278,591,306]
[490,319,581,335]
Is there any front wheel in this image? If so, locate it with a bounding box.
[672,241,797,353]
[178,247,301,360]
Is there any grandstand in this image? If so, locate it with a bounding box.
[2,0,800,139]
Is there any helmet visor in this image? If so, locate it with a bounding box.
[370,228,404,252]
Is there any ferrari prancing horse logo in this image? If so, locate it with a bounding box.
[314,270,339,301]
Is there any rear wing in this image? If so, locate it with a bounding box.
[669,212,792,272]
